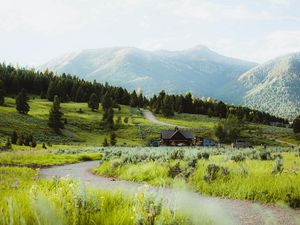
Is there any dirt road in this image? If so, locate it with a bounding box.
[40,161,300,225]
[141,109,187,128]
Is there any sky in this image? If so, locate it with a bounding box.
[0,0,300,66]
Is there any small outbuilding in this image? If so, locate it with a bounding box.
[232,140,252,149]
[194,136,216,146]
[160,127,193,146]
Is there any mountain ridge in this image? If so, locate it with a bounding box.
[40,46,257,98]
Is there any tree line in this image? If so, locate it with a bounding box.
[0,63,288,127]
[148,91,288,125]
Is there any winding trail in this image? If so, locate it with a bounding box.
[40,161,300,225]
[141,109,187,128]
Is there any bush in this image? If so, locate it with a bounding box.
[203,164,220,183]
[231,153,246,162]
[187,158,197,168]
[168,162,181,178]
[286,192,300,208]
[197,152,210,160]
[111,159,121,169]
[79,155,93,161]
[272,157,283,174]
[170,149,184,160]
[259,150,272,160]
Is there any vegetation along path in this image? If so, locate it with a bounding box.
[40,160,300,225]
[141,109,187,128]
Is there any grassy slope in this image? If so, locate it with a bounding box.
[156,113,300,146]
[0,98,167,147]
[0,97,299,147]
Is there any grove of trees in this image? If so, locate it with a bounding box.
[149,91,288,125]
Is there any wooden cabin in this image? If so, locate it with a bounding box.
[160,128,193,146]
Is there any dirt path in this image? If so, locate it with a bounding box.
[40,161,300,225]
[275,139,298,147]
[141,109,187,128]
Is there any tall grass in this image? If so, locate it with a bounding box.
[93,146,300,207]
[0,167,193,225]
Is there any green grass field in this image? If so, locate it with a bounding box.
[1,97,299,148]
[157,113,300,146]
[93,146,300,208]
[0,166,194,225]
[0,97,167,147]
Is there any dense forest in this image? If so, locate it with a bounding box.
[0,63,288,125]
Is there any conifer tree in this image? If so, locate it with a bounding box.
[11,131,18,144]
[0,80,5,106]
[110,132,117,146]
[16,89,30,114]
[103,137,109,147]
[161,95,174,117]
[130,91,138,107]
[293,116,300,133]
[102,107,114,130]
[88,93,99,111]
[46,81,56,101]
[48,95,64,134]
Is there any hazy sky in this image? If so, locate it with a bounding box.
[1,0,300,66]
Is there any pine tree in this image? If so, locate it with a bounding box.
[46,81,56,101]
[110,132,117,146]
[5,137,12,149]
[130,91,138,107]
[101,92,113,110]
[48,95,64,134]
[103,138,109,147]
[0,80,5,106]
[102,107,114,130]
[40,91,46,99]
[293,116,300,133]
[161,95,174,117]
[11,131,18,144]
[16,89,30,114]
[88,93,99,111]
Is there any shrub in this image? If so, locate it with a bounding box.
[221,166,230,177]
[286,192,300,208]
[170,149,184,160]
[168,162,181,178]
[231,153,246,162]
[203,164,220,183]
[272,157,283,174]
[259,150,272,160]
[123,117,129,124]
[79,155,93,161]
[187,158,197,168]
[111,159,121,169]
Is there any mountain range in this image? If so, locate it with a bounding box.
[40,46,300,120]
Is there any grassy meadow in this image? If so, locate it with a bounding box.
[1,97,299,148]
[93,146,300,208]
[0,97,167,147]
[0,167,195,225]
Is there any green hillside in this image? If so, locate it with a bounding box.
[0,97,299,148]
[0,97,164,147]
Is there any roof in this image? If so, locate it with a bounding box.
[161,129,193,139]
